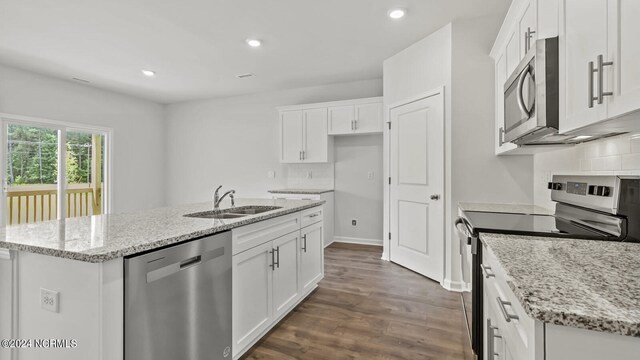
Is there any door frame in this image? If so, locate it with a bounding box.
[0,112,114,226]
[382,87,447,284]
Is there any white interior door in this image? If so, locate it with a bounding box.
[389,93,444,281]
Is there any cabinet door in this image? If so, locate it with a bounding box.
[302,108,328,162]
[607,0,640,118]
[559,0,609,133]
[505,30,520,76]
[232,241,274,356]
[300,222,324,293]
[354,102,383,133]
[328,105,354,135]
[519,1,537,58]
[280,110,303,163]
[272,232,300,319]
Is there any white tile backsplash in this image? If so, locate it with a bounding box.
[631,135,640,153]
[622,153,640,170]
[591,155,622,171]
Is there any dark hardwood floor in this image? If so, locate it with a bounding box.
[241,242,472,360]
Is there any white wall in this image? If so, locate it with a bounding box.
[164,79,382,205]
[449,16,534,287]
[0,64,166,213]
[534,134,640,209]
[334,135,383,243]
[383,19,535,290]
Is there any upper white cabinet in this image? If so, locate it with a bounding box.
[328,100,383,135]
[490,0,558,155]
[558,0,640,133]
[278,96,382,163]
[279,108,330,163]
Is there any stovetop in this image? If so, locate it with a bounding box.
[463,211,614,240]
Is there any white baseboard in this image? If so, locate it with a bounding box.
[333,236,383,246]
[442,278,469,292]
[323,240,335,248]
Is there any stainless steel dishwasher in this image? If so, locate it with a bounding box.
[125,231,232,360]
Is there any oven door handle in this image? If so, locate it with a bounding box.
[455,217,474,255]
[517,66,532,117]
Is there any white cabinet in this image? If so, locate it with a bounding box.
[519,1,537,58]
[559,0,609,133]
[559,0,640,133]
[606,0,640,119]
[231,209,324,358]
[232,241,273,355]
[279,108,330,163]
[300,222,323,293]
[272,232,301,319]
[328,101,383,135]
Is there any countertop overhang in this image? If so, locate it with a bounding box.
[0,198,324,263]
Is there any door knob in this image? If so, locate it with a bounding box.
[430,194,440,200]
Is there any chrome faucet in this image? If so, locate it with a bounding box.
[213,185,235,210]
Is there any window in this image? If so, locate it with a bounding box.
[1,115,112,226]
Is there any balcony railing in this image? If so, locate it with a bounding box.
[6,184,101,225]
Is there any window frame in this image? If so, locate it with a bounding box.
[0,113,113,226]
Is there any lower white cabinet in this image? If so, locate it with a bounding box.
[272,232,301,318]
[300,222,323,293]
[232,209,324,359]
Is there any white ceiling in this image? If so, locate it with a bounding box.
[0,0,510,104]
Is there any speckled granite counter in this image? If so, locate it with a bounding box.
[268,189,334,195]
[459,202,553,215]
[0,198,323,263]
[481,233,640,337]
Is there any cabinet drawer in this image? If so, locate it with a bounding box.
[300,206,323,228]
[232,213,301,255]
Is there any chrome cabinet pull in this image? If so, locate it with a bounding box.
[302,234,307,252]
[525,27,536,52]
[481,264,496,278]
[597,54,613,104]
[275,246,280,268]
[269,249,275,271]
[496,297,519,322]
[302,150,305,160]
[589,60,597,108]
[353,119,357,130]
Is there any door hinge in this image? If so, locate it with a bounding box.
[388,232,391,240]
[388,177,391,185]
[387,122,391,130]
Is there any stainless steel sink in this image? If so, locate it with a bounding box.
[184,206,282,220]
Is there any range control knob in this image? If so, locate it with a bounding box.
[548,182,564,191]
[597,186,611,197]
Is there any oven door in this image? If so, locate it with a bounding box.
[455,218,475,358]
[504,57,537,143]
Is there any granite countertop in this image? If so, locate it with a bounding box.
[458,202,554,215]
[481,233,640,337]
[0,198,324,263]
[268,189,334,195]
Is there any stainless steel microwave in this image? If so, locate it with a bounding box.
[503,37,559,145]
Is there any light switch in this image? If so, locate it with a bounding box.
[367,171,374,180]
[267,171,275,179]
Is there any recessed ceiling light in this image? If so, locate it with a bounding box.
[141,69,156,77]
[246,39,262,48]
[388,8,406,19]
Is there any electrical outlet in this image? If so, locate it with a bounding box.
[267,171,275,179]
[306,171,312,179]
[367,171,374,180]
[351,219,357,226]
[40,288,59,313]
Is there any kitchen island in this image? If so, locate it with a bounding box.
[480,233,640,359]
[0,198,325,360]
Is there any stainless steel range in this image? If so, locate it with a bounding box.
[456,175,640,359]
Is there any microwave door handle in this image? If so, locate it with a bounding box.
[516,68,531,117]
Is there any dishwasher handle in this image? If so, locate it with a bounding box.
[146,247,224,283]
